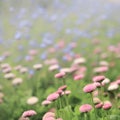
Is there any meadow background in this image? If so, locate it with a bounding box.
[0,0,120,120]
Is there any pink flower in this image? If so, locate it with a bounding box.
[95,102,103,109]
[73,57,86,64]
[79,104,92,113]
[41,100,52,106]
[57,40,65,48]
[92,90,99,97]
[93,82,101,88]
[58,85,67,91]
[102,101,112,110]
[100,53,108,59]
[42,112,55,120]
[101,78,110,86]
[2,67,12,73]
[33,64,43,70]
[43,117,55,120]
[47,93,59,101]
[83,83,96,93]
[1,63,10,69]
[94,47,102,54]
[92,75,105,82]
[116,79,120,85]
[69,65,78,73]
[29,49,38,56]
[56,89,63,95]
[19,117,30,120]
[93,66,108,73]
[74,74,84,81]
[93,97,101,104]
[60,68,71,74]
[55,72,65,78]
[49,64,59,71]
[22,110,37,118]
[56,118,63,120]
[99,61,109,66]
[61,90,71,96]
[108,45,115,52]
[92,39,100,45]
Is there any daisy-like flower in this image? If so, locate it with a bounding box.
[61,90,71,96]
[14,65,22,71]
[93,82,101,88]
[55,72,65,78]
[101,78,110,86]
[56,118,63,120]
[41,100,52,106]
[116,79,120,85]
[20,67,28,74]
[4,73,15,80]
[102,101,112,110]
[42,112,55,120]
[1,63,10,69]
[95,102,103,109]
[73,57,86,65]
[22,110,37,118]
[60,68,71,74]
[108,83,119,91]
[27,96,38,105]
[79,104,92,113]
[93,97,101,105]
[92,75,105,82]
[56,89,63,95]
[74,74,84,81]
[29,49,38,56]
[58,85,67,91]
[47,93,59,101]
[83,83,96,93]
[33,64,43,70]
[99,61,109,66]
[2,67,12,73]
[12,78,23,86]
[92,90,99,97]
[48,64,59,71]
[93,66,108,73]
[100,53,108,59]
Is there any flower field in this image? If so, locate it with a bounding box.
[0,0,120,120]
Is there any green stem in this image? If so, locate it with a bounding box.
[84,113,88,120]
[62,78,66,85]
[90,93,97,120]
[55,100,59,118]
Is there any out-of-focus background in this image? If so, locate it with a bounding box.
[0,0,120,120]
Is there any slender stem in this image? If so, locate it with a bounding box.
[58,97,62,109]
[55,100,59,118]
[62,77,66,85]
[84,113,88,120]
[90,93,97,120]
